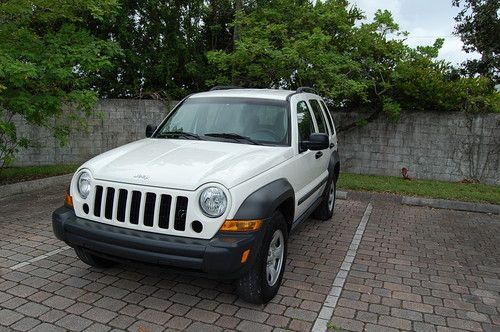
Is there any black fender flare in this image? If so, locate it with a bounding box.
[233,178,295,221]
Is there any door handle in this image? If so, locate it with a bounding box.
[315,151,323,159]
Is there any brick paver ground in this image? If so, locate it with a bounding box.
[0,185,499,331]
[329,193,500,332]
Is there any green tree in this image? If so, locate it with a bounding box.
[453,0,499,82]
[0,0,119,172]
[394,38,499,113]
[207,1,408,125]
[88,0,208,100]
[207,0,499,130]
[204,0,236,52]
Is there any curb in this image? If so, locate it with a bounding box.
[336,190,348,200]
[402,196,500,215]
[0,173,73,200]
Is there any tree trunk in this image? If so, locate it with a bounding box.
[231,0,242,85]
[233,0,242,44]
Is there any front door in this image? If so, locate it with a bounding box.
[291,98,327,219]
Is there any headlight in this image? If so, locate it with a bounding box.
[77,171,92,199]
[199,186,227,217]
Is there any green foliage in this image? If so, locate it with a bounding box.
[355,118,369,127]
[208,0,373,105]
[393,39,499,113]
[83,0,499,122]
[87,0,218,100]
[1,0,499,172]
[207,1,411,123]
[207,0,499,125]
[0,164,78,185]
[453,0,499,82]
[326,321,343,331]
[0,0,119,170]
[382,97,401,121]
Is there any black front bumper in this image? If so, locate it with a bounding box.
[52,206,266,278]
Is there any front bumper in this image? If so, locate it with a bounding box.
[52,206,266,278]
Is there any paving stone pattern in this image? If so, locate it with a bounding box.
[329,194,500,332]
[1,186,499,331]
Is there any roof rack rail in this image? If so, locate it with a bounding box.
[209,85,242,91]
[296,86,319,95]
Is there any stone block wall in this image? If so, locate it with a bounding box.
[11,99,176,167]
[332,111,500,185]
[10,99,500,185]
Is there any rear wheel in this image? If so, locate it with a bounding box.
[75,247,116,268]
[313,173,336,221]
[236,211,288,304]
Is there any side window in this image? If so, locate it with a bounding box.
[320,100,336,135]
[296,101,315,142]
[309,99,328,134]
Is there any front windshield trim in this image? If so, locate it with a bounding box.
[153,96,291,147]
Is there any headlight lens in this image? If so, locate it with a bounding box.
[77,172,92,199]
[199,187,227,217]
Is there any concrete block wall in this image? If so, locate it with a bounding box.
[12,99,175,167]
[10,99,500,185]
[332,111,500,185]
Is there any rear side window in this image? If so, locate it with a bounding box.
[296,101,315,142]
[309,99,328,134]
[320,100,335,135]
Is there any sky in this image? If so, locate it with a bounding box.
[349,0,481,66]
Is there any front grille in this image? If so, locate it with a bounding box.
[158,195,172,229]
[93,186,188,231]
[94,186,103,217]
[174,196,188,231]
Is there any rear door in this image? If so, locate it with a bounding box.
[308,98,332,172]
[319,99,337,151]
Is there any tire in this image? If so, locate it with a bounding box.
[74,247,116,268]
[313,173,336,221]
[236,211,288,304]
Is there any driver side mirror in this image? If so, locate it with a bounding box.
[300,133,329,152]
[146,124,157,138]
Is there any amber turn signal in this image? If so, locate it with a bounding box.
[65,192,73,207]
[219,219,262,232]
[241,249,251,263]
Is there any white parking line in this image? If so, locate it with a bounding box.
[312,202,373,332]
[9,246,71,270]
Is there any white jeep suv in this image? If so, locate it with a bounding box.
[53,87,340,303]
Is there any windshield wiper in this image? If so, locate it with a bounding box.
[204,133,262,145]
[157,131,201,140]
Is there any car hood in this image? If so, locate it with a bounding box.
[80,138,292,190]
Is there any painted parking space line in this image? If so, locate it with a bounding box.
[312,202,373,332]
[9,246,71,270]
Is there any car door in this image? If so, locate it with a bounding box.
[308,98,332,174]
[319,99,337,152]
[290,97,328,219]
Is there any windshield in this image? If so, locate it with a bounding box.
[155,97,289,146]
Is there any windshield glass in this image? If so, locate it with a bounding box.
[155,97,289,146]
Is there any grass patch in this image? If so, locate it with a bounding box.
[326,321,343,331]
[0,165,78,186]
[337,172,500,205]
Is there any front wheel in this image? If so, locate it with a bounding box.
[313,173,336,221]
[236,211,288,304]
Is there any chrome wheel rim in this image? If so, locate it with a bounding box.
[328,179,335,212]
[266,230,284,287]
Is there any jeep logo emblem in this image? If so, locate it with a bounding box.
[133,174,150,180]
